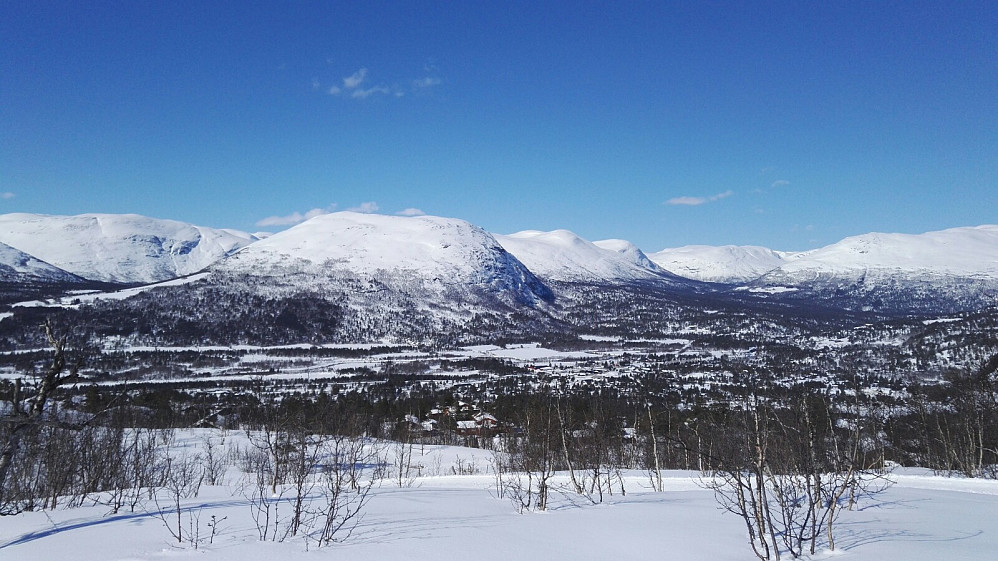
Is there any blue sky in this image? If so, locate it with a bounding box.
[2,1,995,251]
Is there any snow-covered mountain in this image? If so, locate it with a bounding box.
[221,212,550,301]
[742,226,998,311]
[0,241,91,306]
[0,241,84,284]
[758,225,998,284]
[650,225,998,288]
[0,213,259,284]
[4,209,997,341]
[494,230,673,284]
[593,239,665,271]
[648,245,794,284]
[214,211,554,313]
[109,212,548,343]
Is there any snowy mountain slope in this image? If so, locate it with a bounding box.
[0,241,84,284]
[759,225,998,284]
[0,241,91,307]
[592,238,666,272]
[216,212,553,308]
[650,225,998,287]
[739,225,998,313]
[494,230,672,284]
[0,213,259,284]
[648,245,794,283]
[223,212,546,293]
[78,212,550,344]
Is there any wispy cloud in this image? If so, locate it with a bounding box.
[666,190,733,206]
[667,196,709,206]
[1,192,15,200]
[396,208,425,216]
[326,68,401,98]
[322,66,439,99]
[413,77,441,89]
[352,86,394,99]
[771,180,790,188]
[343,68,367,89]
[256,206,336,227]
[347,201,380,214]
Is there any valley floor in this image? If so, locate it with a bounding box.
[1,440,996,561]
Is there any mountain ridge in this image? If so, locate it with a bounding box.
[649,225,998,287]
[1,211,996,324]
[0,213,259,284]
[494,229,678,284]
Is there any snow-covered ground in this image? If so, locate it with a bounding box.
[1,432,996,561]
[456,343,597,362]
[12,272,212,310]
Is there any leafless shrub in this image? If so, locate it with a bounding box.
[152,454,205,544]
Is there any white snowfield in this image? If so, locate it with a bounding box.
[457,343,597,361]
[495,229,668,283]
[1,433,995,561]
[0,213,258,284]
[11,272,213,310]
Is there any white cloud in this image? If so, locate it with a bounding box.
[1,192,15,200]
[255,206,336,227]
[324,66,442,100]
[771,180,790,188]
[347,201,379,214]
[396,208,425,216]
[666,196,708,206]
[351,86,392,99]
[413,77,441,88]
[343,68,367,89]
[666,190,733,206]
[325,68,400,98]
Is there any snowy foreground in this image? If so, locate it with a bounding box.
[2,432,997,561]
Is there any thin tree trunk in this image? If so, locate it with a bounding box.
[648,405,663,492]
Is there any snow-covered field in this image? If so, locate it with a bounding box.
[457,343,598,362]
[1,432,996,561]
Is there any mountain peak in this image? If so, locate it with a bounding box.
[219,211,554,306]
[495,229,670,283]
